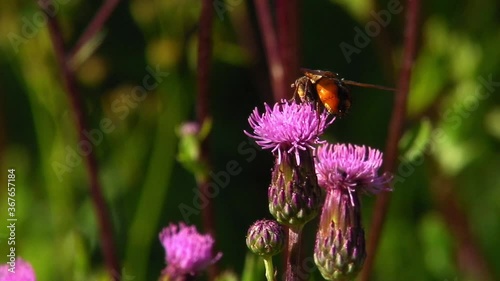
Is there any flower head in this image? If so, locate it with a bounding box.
[245,101,334,164]
[314,143,392,279]
[314,188,366,281]
[246,219,285,258]
[159,223,222,278]
[0,258,36,281]
[315,143,392,196]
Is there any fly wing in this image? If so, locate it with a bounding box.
[342,79,395,91]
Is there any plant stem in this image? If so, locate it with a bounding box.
[254,0,287,101]
[360,1,421,280]
[197,0,217,279]
[263,257,275,281]
[285,225,304,281]
[68,0,121,62]
[429,160,494,280]
[276,0,300,91]
[41,1,120,279]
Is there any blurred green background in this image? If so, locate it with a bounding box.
[1,0,499,280]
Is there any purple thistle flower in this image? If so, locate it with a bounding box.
[0,258,36,281]
[314,143,392,280]
[245,101,334,164]
[245,101,330,226]
[315,143,392,197]
[159,223,222,278]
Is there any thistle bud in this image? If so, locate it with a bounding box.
[246,219,285,258]
[314,189,365,281]
[268,149,323,226]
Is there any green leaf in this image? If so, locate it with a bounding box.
[399,118,433,163]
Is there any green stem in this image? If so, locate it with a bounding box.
[263,257,275,281]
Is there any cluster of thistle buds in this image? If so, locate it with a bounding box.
[244,100,392,281]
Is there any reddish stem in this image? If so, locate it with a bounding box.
[285,225,304,281]
[360,0,421,280]
[42,1,120,280]
[68,0,121,62]
[197,0,217,279]
[431,167,494,281]
[254,0,287,101]
[276,0,300,91]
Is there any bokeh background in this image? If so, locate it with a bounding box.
[1,0,499,280]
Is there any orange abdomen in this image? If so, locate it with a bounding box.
[316,78,340,114]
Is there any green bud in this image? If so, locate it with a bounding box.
[246,219,285,258]
[176,119,212,180]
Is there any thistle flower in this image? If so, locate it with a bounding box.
[245,101,333,226]
[159,223,222,279]
[0,258,36,281]
[246,219,285,258]
[314,143,392,280]
[315,143,392,196]
[245,101,333,164]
